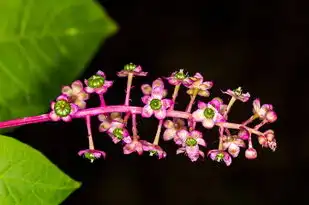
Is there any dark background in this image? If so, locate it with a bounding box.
[11,0,306,204]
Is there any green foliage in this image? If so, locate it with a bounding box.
[0,135,81,204]
[0,0,118,133]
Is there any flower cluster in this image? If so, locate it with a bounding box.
[0,64,278,166]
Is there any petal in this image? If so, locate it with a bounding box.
[62,116,72,122]
[154,108,167,119]
[163,120,174,129]
[228,143,240,158]
[202,119,215,129]
[117,70,129,77]
[141,84,152,95]
[186,89,194,95]
[190,130,202,139]
[152,78,164,89]
[162,99,173,108]
[198,90,210,97]
[75,100,86,109]
[96,70,106,77]
[177,129,189,142]
[197,101,207,109]
[123,136,132,144]
[163,128,177,141]
[85,87,95,93]
[234,139,246,147]
[61,86,73,96]
[104,80,113,88]
[199,81,213,90]
[49,111,60,121]
[239,92,250,102]
[56,95,69,101]
[77,92,89,101]
[142,105,154,118]
[134,71,148,76]
[136,142,144,155]
[208,150,218,160]
[253,98,261,113]
[176,147,185,154]
[70,103,79,114]
[186,146,199,160]
[123,143,135,154]
[223,153,232,166]
[222,141,231,150]
[199,150,205,158]
[98,114,108,122]
[99,121,111,132]
[71,80,83,93]
[111,136,121,144]
[151,86,164,99]
[167,77,180,85]
[141,95,151,104]
[209,98,223,111]
[196,138,206,147]
[78,150,87,156]
[134,65,142,72]
[50,101,55,110]
[192,109,205,122]
[96,87,107,94]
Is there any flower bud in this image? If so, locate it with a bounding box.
[264,130,275,141]
[245,148,257,159]
[258,135,268,147]
[266,111,277,123]
[238,127,249,140]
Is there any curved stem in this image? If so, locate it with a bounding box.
[0,106,264,136]
[86,115,94,149]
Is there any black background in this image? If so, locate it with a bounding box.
[11,0,307,204]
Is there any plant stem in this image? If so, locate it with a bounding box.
[153,120,163,145]
[224,97,236,117]
[218,126,224,150]
[242,114,258,126]
[254,120,267,130]
[185,88,199,113]
[125,73,134,106]
[169,84,181,110]
[131,113,138,138]
[99,94,106,107]
[86,115,94,149]
[0,106,263,136]
[123,112,131,125]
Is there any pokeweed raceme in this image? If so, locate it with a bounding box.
[0,63,278,166]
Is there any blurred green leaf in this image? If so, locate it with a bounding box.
[0,0,118,133]
[0,135,81,205]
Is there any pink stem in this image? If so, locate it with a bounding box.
[0,106,263,136]
[86,115,94,149]
[132,113,138,138]
[98,94,106,107]
[242,114,258,126]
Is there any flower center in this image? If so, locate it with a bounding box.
[233,87,242,96]
[149,150,157,156]
[150,99,162,110]
[175,70,186,80]
[124,63,136,71]
[85,153,96,160]
[113,128,124,140]
[88,75,105,88]
[185,137,197,146]
[216,153,224,161]
[54,100,71,117]
[204,107,215,119]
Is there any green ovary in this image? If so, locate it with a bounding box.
[175,71,186,80]
[204,108,215,119]
[216,153,224,161]
[150,99,162,110]
[85,153,95,160]
[185,137,197,146]
[233,87,242,96]
[124,63,136,71]
[113,128,124,140]
[149,150,157,156]
[88,75,105,88]
[55,100,71,117]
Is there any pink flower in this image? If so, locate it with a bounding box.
[78,149,106,163]
[140,140,167,159]
[117,63,148,77]
[84,70,113,94]
[49,95,78,122]
[141,78,173,119]
[61,80,89,109]
[192,98,225,129]
[123,139,144,155]
[222,87,250,102]
[176,129,206,162]
[208,150,232,166]
[253,99,277,122]
[183,73,213,97]
[258,130,277,151]
[222,135,246,158]
[163,118,187,143]
[245,148,257,159]
[165,69,189,85]
[98,113,131,144]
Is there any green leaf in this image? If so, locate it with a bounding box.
[0,0,118,132]
[0,135,81,204]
